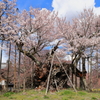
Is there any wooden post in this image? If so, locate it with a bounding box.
[45,55,54,95]
[54,79,59,92]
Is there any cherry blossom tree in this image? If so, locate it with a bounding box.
[57,8,100,89]
[0,0,60,65]
[14,8,59,65]
[0,0,62,90]
[1,0,100,91]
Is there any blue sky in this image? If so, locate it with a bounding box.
[16,0,100,10]
[16,0,100,20]
[17,0,53,11]
[95,0,100,7]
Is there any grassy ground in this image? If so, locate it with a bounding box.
[0,89,100,100]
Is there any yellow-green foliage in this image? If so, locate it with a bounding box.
[0,89,100,100]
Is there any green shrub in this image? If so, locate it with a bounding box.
[78,91,87,95]
[91,97,98,100]
[62,99,68,100]
[9,97,16,99]
[61,90,74,95]
[3,92,14,97]
[44,95,49,99]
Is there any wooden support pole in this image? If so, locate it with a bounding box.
[45,55,54,95]
[54,79,59,92]
[55,54,77,92]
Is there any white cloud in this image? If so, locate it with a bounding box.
[50,39,59,46]
[64,55,72,61]
[94,7,100,15]
[52,0,100,21]
[2,56,8,63]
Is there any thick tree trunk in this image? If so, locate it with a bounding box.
[80,57,87,90]
[72,73,74,84]
[16,41,60,66]
[74,61,77,88]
